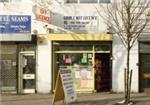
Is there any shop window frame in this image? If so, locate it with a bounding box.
[65,0,111,4]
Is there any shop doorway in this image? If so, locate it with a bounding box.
[18,51,36,93]
[139,53,150,92]
[95,53,111,92]
[139,42,150,93]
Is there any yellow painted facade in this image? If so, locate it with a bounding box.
[38,34,112,41]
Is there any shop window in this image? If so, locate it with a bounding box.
[59,45,92,51]
[19,44,36,51]
[58,53,91,66]
[0,0,9,2]
[138,0,150,4]
[99,0,111,3]
[14,0,21,1]
[80,0,97,3]
[0,0,21,2]
[4,0,33,2]
[95,44,112,51]
[65,0,111,4]
[65,0,78,3]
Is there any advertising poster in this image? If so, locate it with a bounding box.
[65,58,72,64]
[73,67,93,90]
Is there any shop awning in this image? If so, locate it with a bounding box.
[38,33,112,41]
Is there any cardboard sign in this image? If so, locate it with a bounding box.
[52,69,77,105]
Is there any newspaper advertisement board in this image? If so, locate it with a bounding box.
[60,69,77,103]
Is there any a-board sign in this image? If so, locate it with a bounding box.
[52,68,77,105]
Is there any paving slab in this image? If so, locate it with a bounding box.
[1,93,150,105]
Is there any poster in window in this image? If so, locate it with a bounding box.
[88,54,92,58]
[65,58,72,64]
[80,80,93,88]
[81,58,87,64]
[80,69,89,79]
[75,71,81,79]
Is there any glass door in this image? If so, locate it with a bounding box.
[18,51,36,93]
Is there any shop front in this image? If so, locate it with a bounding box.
[49,34,112,93]
[139,35,150,93]
[0,40,37,93]
[0,15,37,94]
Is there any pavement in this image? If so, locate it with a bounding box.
[1,92,150,105]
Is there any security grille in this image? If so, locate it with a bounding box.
[0,44,17,92]
[1,60,17,91]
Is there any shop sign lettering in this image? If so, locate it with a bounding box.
[34,6,51,23]
[0,15,31,33]
[64,16,98,33]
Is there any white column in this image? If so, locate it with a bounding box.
[36,39,52,93]
[112,35,139,92]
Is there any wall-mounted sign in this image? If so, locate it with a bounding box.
[0,15,31,33]
[34,5,51,23]
[64,16,98,33]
